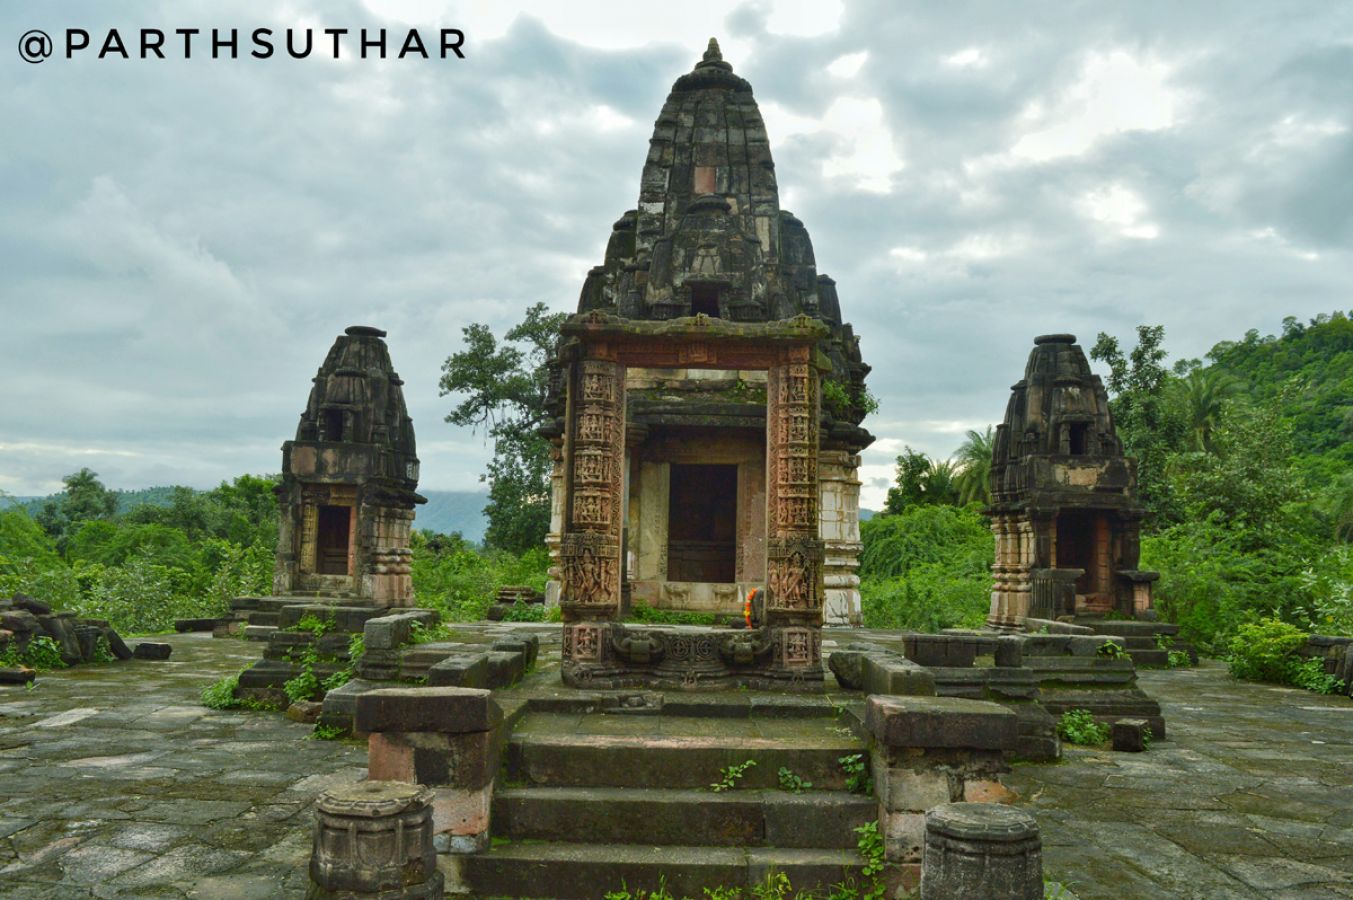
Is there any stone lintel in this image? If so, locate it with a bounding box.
[866,695,1017,751]
[356,687,502,735]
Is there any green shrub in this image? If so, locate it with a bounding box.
[1226,617,1309,683]
[201,675,241,710]
[1056,709,1109,746]
[859,505,992,632]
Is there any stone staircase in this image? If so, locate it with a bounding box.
[1073,618,1197,669]
[456,710,873,898]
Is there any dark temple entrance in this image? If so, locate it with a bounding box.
[666,463,737,583]
[316,505,352,575]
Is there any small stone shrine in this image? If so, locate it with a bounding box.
[538,40,874,689]
[274,325,425,606]
[987,334,1158,627]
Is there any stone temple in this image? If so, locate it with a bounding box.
[273,325,425,606]
[986,334,1158,627]
[540,38,874,667]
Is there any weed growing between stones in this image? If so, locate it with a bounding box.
[408,620,454,644]
[283,646,321,704]
[295,613,336,636]
[839,753,873,795]
[1096,640,1127,660]
[310,724,344,741]
[1155,633,1194,667]
[1056,708,1109,746]
[0,635,67,671]
[201,675,241,709]
[92,635,116,663]
[776,767,812,794]
[710,759,756,792]
[500,598,548,622]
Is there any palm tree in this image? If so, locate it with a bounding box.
[954,426,995,506]
[1173,369,1243,453]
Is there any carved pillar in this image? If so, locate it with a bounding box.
[764,349,824,680]
[559,354,626,678]
[544,442,565,608]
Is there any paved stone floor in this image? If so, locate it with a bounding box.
[0,633,366,899]
[1008,661,1353,900]
[5,636,1353,898]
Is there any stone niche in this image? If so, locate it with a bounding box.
[987,335,1158,627]
[273,325,426,607]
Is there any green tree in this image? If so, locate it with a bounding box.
[953,426,994,506]
[1171,368,1243,453]
[883,448,959,514]
[1090,326,1187,525]
[35,468,118,552]
[439,303,566,553]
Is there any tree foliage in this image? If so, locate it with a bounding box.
[439,303,566,553]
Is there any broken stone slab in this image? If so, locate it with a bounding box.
[131,642,172,661]
[1111,718,1151,753]
[286,700,323,725]
[363,609,441,651]
[866,695,1017,751]
[0,666,36,684]
[486,650,525,688]
[862,655,936,697]
[243,625,277,642]
[1021,618,1092,635]
[356,687,502,736]
[318,677,383,733]
[492,635,539,669]
[426,653,490,689]
[903,634,979,668]
[174,617,223,633]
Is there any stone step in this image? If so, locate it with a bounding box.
[505,714,864,790]
[1126,648,1170,667]
[492,786,873,849]
[1078,619,1180,638]
[458,842,863,899]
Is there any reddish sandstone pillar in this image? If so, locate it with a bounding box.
[764,350,825,680]
[559,354,626,679]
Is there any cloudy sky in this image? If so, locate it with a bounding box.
[2,0,1351,510]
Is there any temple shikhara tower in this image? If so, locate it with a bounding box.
[273,325,425,606]
[986,334,1158,627]
[540,40,873,688]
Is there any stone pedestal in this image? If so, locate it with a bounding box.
[865,694,1018,889]
[357,687,503,854]
[307,780,443,899]
[920,802,1042,900]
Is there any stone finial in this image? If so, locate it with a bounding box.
[704,37,722,63]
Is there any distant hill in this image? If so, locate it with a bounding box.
[4,485,490,543]
[2,487,180,517]
[414,491,489,542]
[860,508,877,522]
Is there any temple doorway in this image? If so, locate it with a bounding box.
[666,463,737,583]
[1055,509,1110,607]
[316,505,352,575]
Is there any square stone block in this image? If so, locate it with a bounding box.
[862,656,936,697]
[356,687,501,735]
[427,653,490,689]
[866,695,1017,751]
[1111,718,1150,753]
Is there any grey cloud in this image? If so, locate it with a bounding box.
[2,0,1351,510]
